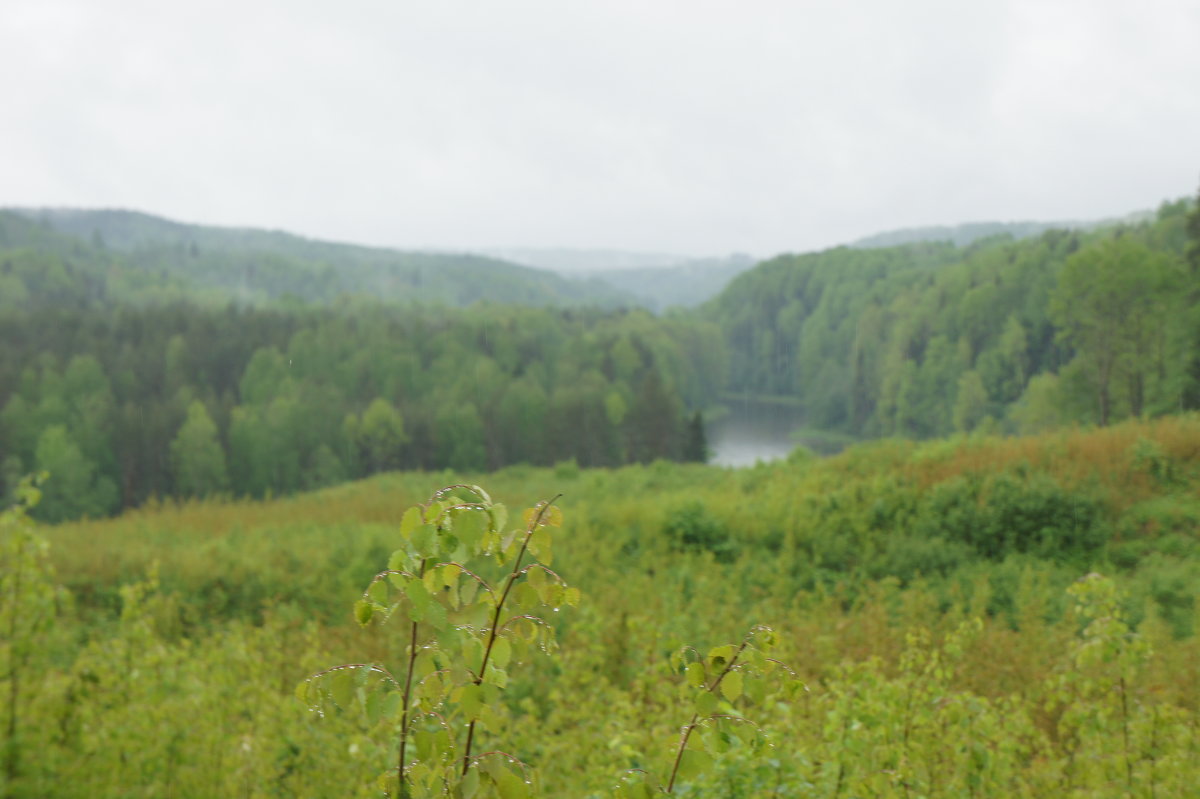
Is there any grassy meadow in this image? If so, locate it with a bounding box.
[5,416,1200,797]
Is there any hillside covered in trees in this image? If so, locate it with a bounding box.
[0,209,636,309]
[710,194,1200,439]
[2,189,1199,523]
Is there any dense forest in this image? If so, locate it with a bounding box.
[0,303,721,520]
[3,190,1199,524]
[711,195,1200,438]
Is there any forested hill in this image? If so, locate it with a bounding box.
[5,192,1200,524]
[850,220,1083,249]
[1,208,637,309]
[847,209,1156,249]
[708,194,1200,439]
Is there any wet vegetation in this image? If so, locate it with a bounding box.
[2,189,1199,795]
[3,418,1199,796]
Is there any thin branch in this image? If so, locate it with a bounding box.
[461,495,562,775]
[667,638,750,793]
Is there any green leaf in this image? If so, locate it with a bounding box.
[459,683,482,720]
[459,574,480,606]
[455,508,488,552]
[484,664,508,688]
[424,597,448,632]
[745,675,767,705]
[405,579,431,622]
[387,549,408,571]
[381,690,403,720]
[400,506,422,539]
[488,504,508,535]
[708,644,734,668]
[676,748,713,781]
[367,579,388,605]
[354,599,373,626]
[694,690,718,717]
[685,662,705,687]
[415,729,436,760]
[531,527,553,565]
[412,523,435,554]
[462,633,485,668]
[330,669,355,709]
[365,689,383,724]
[461,766,481,799]
[721,670,743,702]
[495,768,529,799]
[492,636,512,669]
[514,582,540,612]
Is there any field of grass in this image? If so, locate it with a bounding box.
[4,417,1199,797]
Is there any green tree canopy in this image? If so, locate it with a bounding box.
[169,400,229,498]
[33,425,117,522]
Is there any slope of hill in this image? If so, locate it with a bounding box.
[3,208,637,309]
[849,210,1157,249]
[708,196,1199,438]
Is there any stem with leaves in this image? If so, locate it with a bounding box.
[300,485,577,799]
[666,639,748,793]
[397,557,426,797]
[461,494,561,775]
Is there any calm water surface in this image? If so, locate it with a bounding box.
[708,399,807,467]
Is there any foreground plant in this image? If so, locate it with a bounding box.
[2,475,60,797]
[298,485,578,798]
[614,625,802,796]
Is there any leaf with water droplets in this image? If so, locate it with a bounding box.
[455,507,489,553]
[330,669,355,710]
[721,670,743,702]
[488,503,507,534]
[495,768,529,799]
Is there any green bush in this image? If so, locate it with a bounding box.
[917,471,1106,562]
[661,501,734,561]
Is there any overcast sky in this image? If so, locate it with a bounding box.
[2,1,1198,257]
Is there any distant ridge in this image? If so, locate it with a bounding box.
[3,207,639,309]
[849,210,1155,250]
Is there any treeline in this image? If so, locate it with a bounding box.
[0,304,723,521]
[0,208,635,310]
[710,193,1200,437]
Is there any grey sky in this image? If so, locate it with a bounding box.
[2,0,1198,257]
